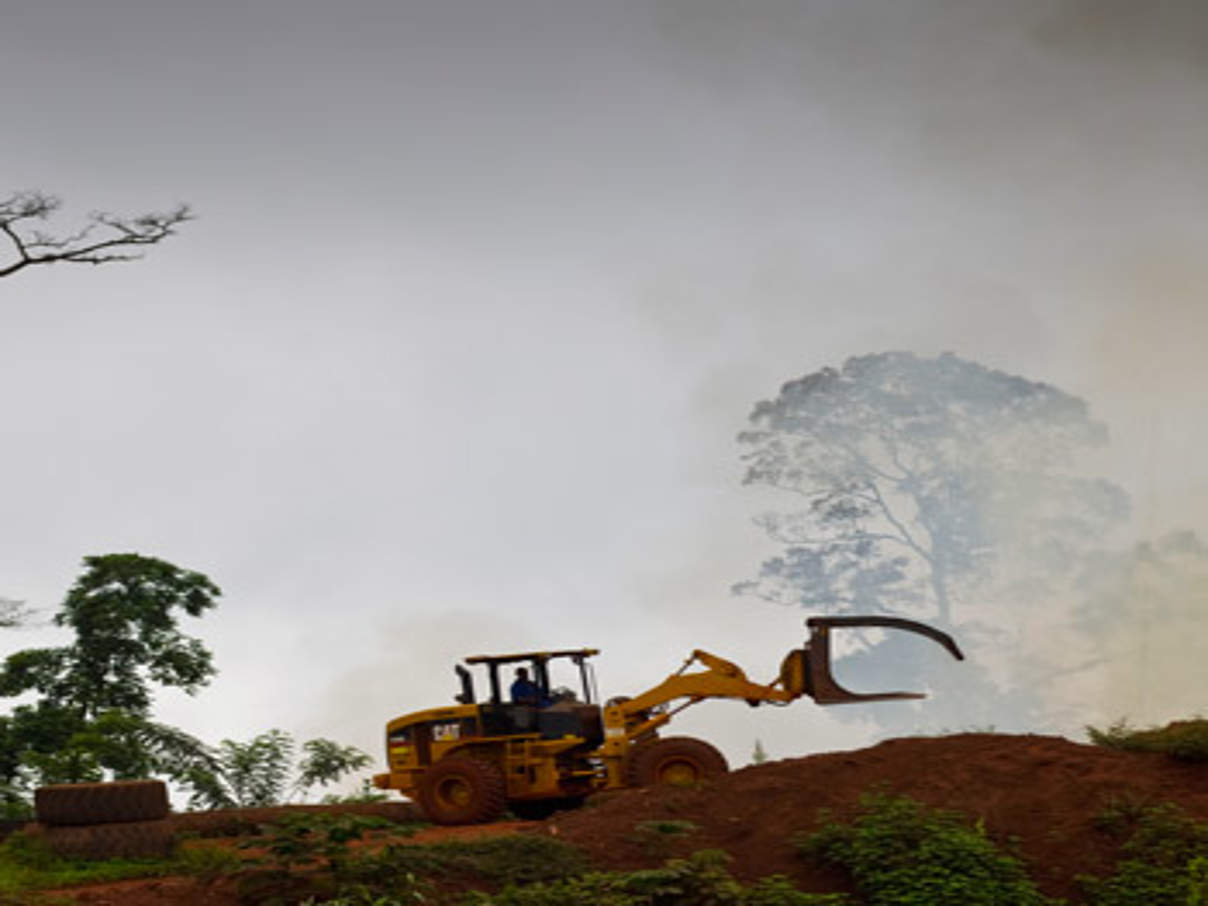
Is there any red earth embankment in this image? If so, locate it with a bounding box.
[46,733,1208,903]
[551,733,1208,901]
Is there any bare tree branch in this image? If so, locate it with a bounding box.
[0,190,192,279]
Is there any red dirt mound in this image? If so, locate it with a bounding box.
[42,734,1208,903]
[166,800,420,837]
[550,733,1208,902]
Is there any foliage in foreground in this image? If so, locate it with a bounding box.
[796,793,1056,906]
[245,813,408,872]
[1087,719,1208,762]
[0,827,229,894]
[235,831,587,905]
[465,849,846,906]
[344,833,589,890]
[1079,800,1208,905]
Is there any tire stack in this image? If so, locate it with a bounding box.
[30,780,174,860]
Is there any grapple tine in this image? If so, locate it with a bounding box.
[802,615,965,705]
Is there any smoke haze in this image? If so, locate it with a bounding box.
[2,0,1206,777]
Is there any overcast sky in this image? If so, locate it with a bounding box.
[3,0,1207,779]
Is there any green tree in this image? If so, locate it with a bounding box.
[295,738,374,799]
[184,730,374,809]
[0,553,219,719]
[14,709,219,787]
[0,554,220,791]
[212,729,294,809]
[737,352,1129,731]
[0,190,191,280]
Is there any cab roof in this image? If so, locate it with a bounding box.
[463,648,599,666]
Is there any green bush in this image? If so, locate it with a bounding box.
[0,829,172,893]
[344,833,589,890]
[246,812,402,871]
[631,819,701,859]
[1087,719,1208,761]
[300,881,427,905]
[796,793,1055,906]
[1080,801,1208,905]
[469,849,847,905]
[173,842,243,883]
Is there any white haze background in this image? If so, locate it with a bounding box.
[2,0,1207,788]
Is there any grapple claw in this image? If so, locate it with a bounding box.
[802,615,965,705]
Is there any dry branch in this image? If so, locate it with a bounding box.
[0,190,192,279]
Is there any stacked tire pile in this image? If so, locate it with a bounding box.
[30,780,174,860]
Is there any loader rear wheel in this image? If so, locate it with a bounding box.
[418,757,506,825]
[626,737,728,788]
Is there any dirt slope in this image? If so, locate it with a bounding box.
[551,733,1208,901]
[46,733,1208,903]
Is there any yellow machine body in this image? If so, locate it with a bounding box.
[373,617,963,823]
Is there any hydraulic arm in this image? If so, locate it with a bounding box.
[609,615,965,742]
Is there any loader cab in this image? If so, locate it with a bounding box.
[455,649,604,744]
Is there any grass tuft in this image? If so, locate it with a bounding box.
[1087,718,1208,761]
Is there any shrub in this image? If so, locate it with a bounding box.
[796,793,1055,906]
[1079,801,1208,905]
[469,849,847,905]
[300,881,427,905]
[631,819,701,858]
[0,828,173,894]
[245,813,401,872]
[172,841,243,883]
[345,833,588,889]
[1087,718,1208,761]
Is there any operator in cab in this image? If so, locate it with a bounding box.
[510,667,542,706]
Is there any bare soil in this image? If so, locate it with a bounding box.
[41,733,1208,904]
[553,733,1208,902]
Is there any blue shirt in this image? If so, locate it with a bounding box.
[510,677,540,704]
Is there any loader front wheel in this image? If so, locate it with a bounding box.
[418,757,506,825]
[626,737,728,788]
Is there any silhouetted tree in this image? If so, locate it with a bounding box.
[737,352,1130,732]
[0,191,191,279]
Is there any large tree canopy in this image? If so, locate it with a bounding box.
[736,352,1130,731]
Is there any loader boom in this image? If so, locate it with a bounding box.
[606,615,965,743]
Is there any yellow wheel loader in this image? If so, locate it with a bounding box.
[373,615,963,824]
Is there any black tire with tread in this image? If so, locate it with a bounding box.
[417,757,507,825]
[625,736,728,788]
[35,780,169,827]
[33,818,175,860]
